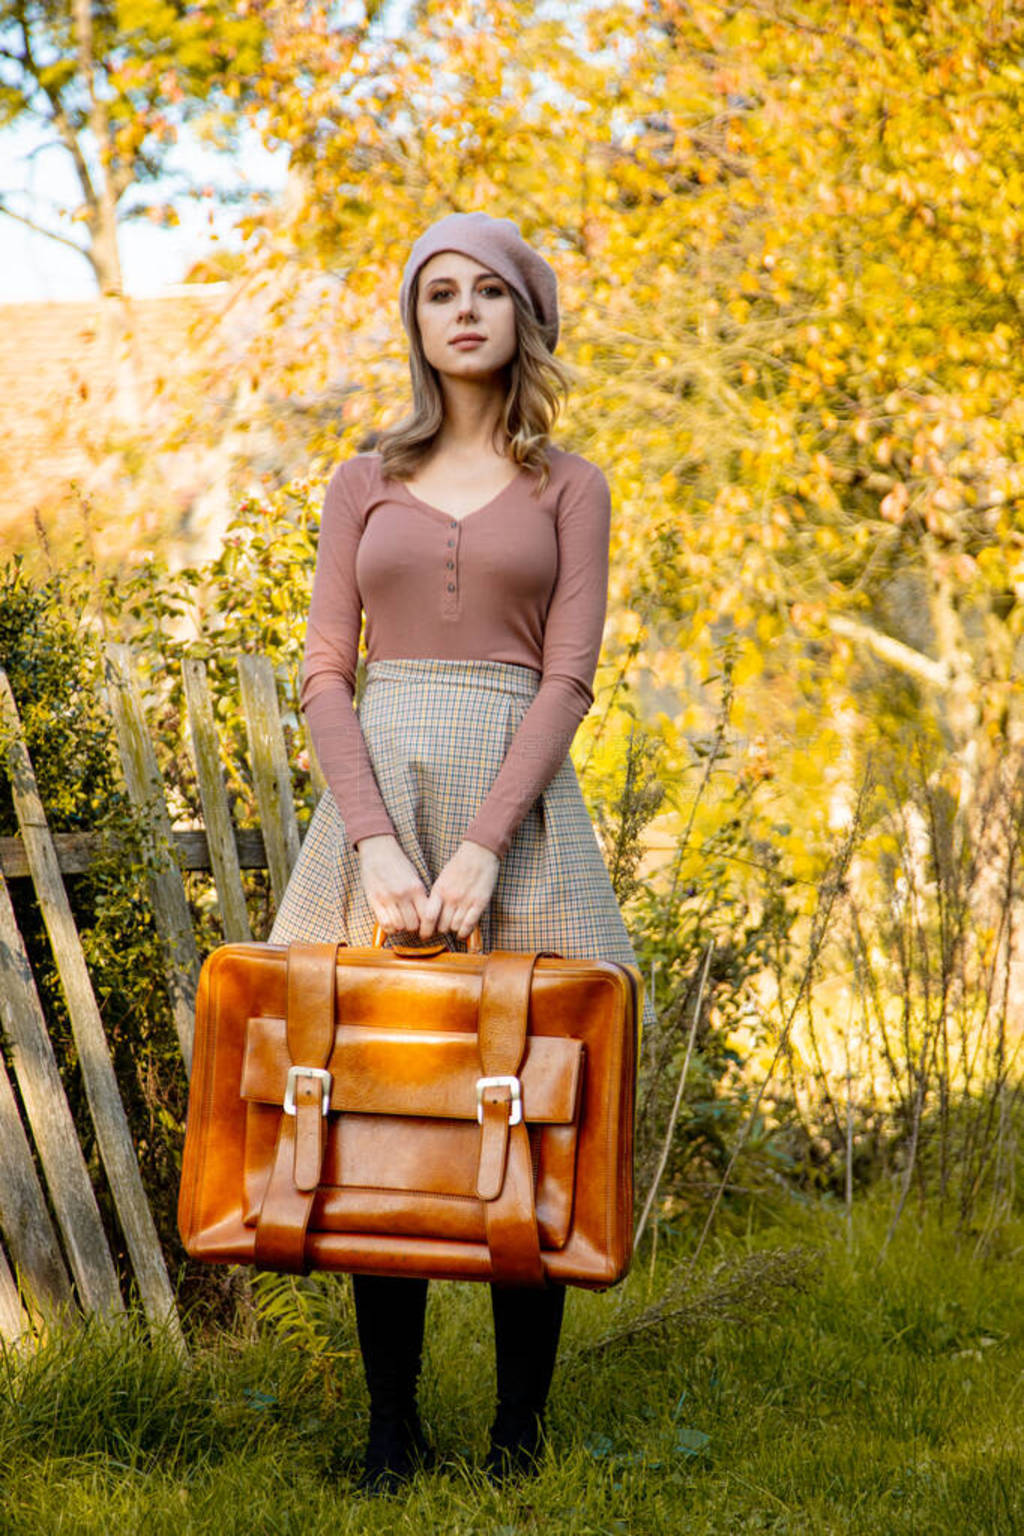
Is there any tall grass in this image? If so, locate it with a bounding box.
[1,1194,1022,1534]
[605,675,1024,1259]
[769,753,1024,1248]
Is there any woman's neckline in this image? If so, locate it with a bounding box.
[388,461,532,524]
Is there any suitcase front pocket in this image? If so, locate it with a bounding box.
[240,1019,584,1250]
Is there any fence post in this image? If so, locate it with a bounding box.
[104,643,198,1071]
[0,670,186,1355]
[0,1047,74,1321]
[0,872,123,1318]
[182,657,252,944]
[237,655,301,909]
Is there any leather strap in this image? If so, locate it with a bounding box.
[254,943,337,1272]
[475,951,556,1287]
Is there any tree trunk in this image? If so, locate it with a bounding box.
[72,0,124,297]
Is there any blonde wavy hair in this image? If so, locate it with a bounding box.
[376,281,575,494]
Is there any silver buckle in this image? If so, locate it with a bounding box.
[475,1074,523,1126]
[283,1065,332,1117]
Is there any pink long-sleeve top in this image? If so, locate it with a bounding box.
[299,446,612,861]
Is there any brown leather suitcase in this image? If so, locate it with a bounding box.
[178,932,640,1288]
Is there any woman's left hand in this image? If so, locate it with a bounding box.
[420,839,500,940]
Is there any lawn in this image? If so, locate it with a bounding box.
[1,1193,1022,1534]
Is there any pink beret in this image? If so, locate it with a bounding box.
[399,210,560,353]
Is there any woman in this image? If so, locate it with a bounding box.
[270,210,656,1492]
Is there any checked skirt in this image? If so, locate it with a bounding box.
[270,656,657,1040]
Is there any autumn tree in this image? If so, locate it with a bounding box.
[0,0,278,293]
[628,0,1024,813]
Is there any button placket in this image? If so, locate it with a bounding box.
[442,518,460,615]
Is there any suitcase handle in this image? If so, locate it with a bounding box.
[372,922,484,956]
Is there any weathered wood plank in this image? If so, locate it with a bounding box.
[103,643,197,1071]
[1,832,117,878]
[0,872,123,1318]
[0,827,281,879]
[0,1243,25,1344]
[182,659,251,944]
[237,655,300,909]
[0,670,186,1356]
[0,1044,74,1320]
[0,1047,75,1323]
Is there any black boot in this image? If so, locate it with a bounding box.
[352,1273,432,1494]
[484,1281,567,1482]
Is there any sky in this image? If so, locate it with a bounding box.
[0,117,290,302]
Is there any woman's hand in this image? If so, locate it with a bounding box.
[421,838,500,941]
[356,835,432,936]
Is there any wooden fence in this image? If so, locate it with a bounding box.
[0,645,312,1353]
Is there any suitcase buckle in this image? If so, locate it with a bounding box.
[283,1066,332,1117]
[475,1074,523,1126]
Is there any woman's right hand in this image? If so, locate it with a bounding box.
[356,834,432,937]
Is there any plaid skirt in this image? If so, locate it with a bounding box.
[270,657,656,1038]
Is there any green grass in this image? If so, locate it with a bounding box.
[1,1194,1023,1534]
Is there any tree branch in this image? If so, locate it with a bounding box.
[0,200,92,263]
[827,613,950,690]
[14,0,98,217]
[717,0,881,58]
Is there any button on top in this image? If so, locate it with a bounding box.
[449,519,458,528]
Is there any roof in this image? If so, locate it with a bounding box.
[0,269,360,569]
[0,284,244,561]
